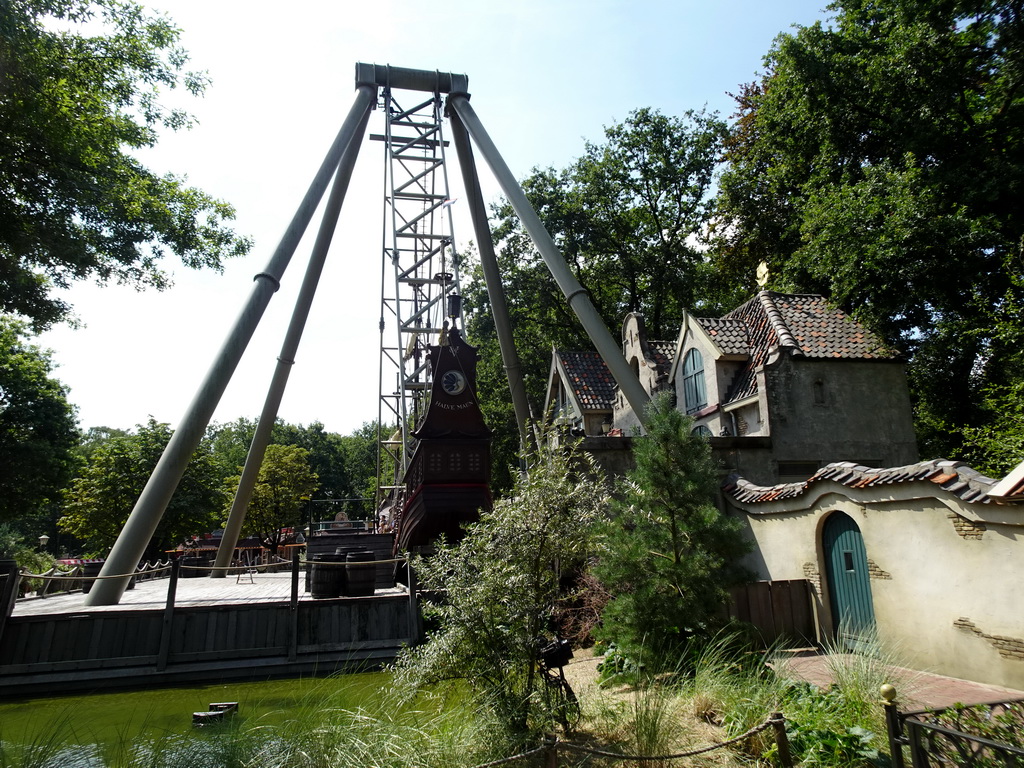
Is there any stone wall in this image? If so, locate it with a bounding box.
[727,482,1024,690]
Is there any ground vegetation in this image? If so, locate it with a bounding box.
[391,439,608,737]
[593,395,753,670]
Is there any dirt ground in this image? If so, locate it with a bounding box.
[559,648,760,767]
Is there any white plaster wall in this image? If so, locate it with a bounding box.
[736,488,1024,690]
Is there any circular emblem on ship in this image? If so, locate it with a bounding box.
[441,370,466,396]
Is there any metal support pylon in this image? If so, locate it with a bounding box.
[375,86,462,513]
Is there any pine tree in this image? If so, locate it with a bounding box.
[595,394,751,665]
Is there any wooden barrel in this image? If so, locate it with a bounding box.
[81,561,104,593]
[344,550,376,597]
[310,553,346,599]
[179,557,205,578]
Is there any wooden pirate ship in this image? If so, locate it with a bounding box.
[393,327,492,553]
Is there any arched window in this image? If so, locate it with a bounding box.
[692,424,712,438]
[682,348,707,414]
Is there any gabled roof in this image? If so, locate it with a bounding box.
[689,292,899,405]
[554,350,616,411]
[723,459,1017,507]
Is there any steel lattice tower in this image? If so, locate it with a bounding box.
[375,86,463,512]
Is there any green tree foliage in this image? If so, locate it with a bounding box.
[465,109,734,490]
[0,317,78,527]
[392,440,607,735]
[207,418,380,519]
[338,420,385,515]
[60,418,224,557]
[0,522,56,595]
[713,0,1024,462]
[0,0,251,329]
[226,443,317,553]
[594,395,751,666]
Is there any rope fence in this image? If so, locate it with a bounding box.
[465,714,790,768]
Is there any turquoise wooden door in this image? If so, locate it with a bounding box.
[822,512,875,649]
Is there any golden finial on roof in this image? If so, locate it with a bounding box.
[756,261,770,287]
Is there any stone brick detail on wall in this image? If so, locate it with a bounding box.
[948,512,986,539]
[954,618,1024,661]
[867,559,892,580]
[803,561,822,597]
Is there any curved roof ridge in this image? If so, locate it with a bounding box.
[723,459,1012,506]
[757,290,803,355]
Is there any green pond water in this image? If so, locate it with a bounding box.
[0,671,393,748]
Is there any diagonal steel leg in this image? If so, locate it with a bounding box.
[212,104,372,577]
[86,84,377,605]
[448,107,533,449]
[447,92,651,425]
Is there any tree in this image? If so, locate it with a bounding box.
[0,0,251,329]
[0,317,78,528]
[60,418,224,557]
[594,394,751,666]
[392,440,607,735]
[713,0,1024,461]
[228,443,317,553]
[337,420,385,516]
[207,418,379,520]
[464,109,735,490]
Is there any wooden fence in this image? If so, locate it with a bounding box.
[729,579,819,646]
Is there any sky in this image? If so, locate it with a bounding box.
[38,0,833,437]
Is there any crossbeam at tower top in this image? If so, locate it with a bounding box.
[354,63,468,94]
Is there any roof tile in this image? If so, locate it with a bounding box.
[724,459,1018,507]
[557,350,616,411]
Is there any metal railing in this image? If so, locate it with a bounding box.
[883,685,1024,767]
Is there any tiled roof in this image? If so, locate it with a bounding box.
[695,317,748,356]
[760,293,895,359]
[692,291,899,405]
[723,459,1018,507]
[648,340,675,376]
[557,350,616,411]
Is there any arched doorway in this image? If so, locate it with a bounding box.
[822,512,875,650]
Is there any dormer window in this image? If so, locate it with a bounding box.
[682,348,707,414]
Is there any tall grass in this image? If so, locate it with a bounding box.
[1,634,918,768]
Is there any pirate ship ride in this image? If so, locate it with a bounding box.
[390,325,492,553]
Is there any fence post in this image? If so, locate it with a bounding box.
[771,712,793,768]
[0,561,20,646]
[156,558,180,671]
[542,734,558,768]
[881,684,907,768]
[288,550,300,661]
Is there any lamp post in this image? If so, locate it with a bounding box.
[38,534,49,550]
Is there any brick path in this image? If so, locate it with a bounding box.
[775,652,1024,710]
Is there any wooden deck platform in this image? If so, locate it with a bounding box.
[1,565,420,699]
[12,572,404,616]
